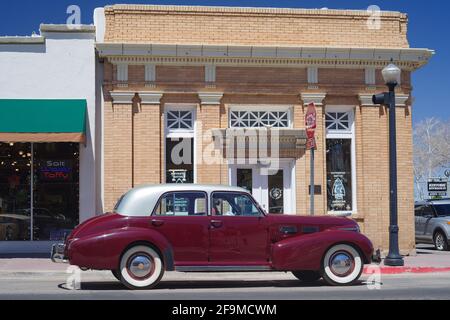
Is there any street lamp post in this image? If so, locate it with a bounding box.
[372,62,405,267]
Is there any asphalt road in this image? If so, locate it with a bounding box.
[0,270,449,300]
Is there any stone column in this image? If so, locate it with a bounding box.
[104,91,135,212]
[133,92,164,186]
[197,92,224,184]
[358,93,414,256]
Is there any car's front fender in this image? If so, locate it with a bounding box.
[68,227,174,270]
[271,230,374,271]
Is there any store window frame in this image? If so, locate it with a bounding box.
[325,106,357,216]
[228,105,293,129]
[164,104,197,184]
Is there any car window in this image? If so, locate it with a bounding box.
[434,204,450,217]
[154,192,207,216]
[422,205,434,217]
[211,192,261,216]
[414,206,424,217]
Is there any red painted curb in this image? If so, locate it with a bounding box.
[363,266,450,275]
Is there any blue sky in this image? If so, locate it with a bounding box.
[1,0,449,123]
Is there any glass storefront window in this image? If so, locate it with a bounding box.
[0,142,79,241]
[166,138,194,184]
[268,170,284,214]
[0,143,32,240]
[33,143,79,240]
[326,139,352,212]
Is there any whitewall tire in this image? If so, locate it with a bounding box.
[119,245,164,290]
[321,244,363,286]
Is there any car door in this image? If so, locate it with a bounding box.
[415,205,425,240]
[149,191,210,265]
[422,205,436,241]
[208,191,270,265]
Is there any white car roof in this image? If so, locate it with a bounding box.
[114,184,249,217]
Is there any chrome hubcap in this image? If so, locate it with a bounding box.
[128,255,153,279]
[330,252,354,276]
[436,234,444,250]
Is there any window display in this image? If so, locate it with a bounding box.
[326,139,352,212]
[166,138,194,184]
[0,142,79,241]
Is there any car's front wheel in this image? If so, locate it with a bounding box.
[434,231,449,251]
[119,245,164,290]
[321,244,363,286]
[292,271,322,283]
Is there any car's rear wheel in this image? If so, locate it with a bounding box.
[119,245,164,290]
[292,271,322,283]
[434,231,449,251]
[321,244,363,286]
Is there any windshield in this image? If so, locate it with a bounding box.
[434,204,450,217]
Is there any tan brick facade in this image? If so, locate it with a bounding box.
[99,4,431,256]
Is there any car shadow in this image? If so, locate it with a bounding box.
[59,279,367,291]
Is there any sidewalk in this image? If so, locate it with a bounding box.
[0,245,449,275]
[364,245,450,275]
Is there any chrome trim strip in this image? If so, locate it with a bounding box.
[175,266,272,272]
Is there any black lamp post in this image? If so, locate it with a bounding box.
[372,62,405,267]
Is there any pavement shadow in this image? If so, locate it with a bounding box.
[67,279,366,291]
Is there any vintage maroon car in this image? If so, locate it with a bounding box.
[51,184,376,289]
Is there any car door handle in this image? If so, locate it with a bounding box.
[151,219,164,227]
[210,220,223,228]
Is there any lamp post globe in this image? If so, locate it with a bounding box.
[382,63,402,85]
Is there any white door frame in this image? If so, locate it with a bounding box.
[229,159,296,215]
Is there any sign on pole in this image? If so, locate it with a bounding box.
[305,102,317,150]
[428,178,448,197]
[305,102,317,216]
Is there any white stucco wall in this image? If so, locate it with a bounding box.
[0,29,98,226]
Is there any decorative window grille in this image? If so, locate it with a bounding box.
[325,112,351,132]
[230,111,289,128]
[166,110,193,130]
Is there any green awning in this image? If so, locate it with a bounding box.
[0,99,86,143]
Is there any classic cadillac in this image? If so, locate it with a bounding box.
[51,184,376,289]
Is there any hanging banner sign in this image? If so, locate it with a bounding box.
[305,102,317,150]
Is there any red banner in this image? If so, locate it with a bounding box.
[305,102,317,150]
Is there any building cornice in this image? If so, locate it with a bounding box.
[40,24,96,33]
[359,93,410,107]
[110,91,135,104]
[139,92,163,104]
[97,43,434,71]
[198,92,223,105]
[105,4,407,19]
[300,93,327,106]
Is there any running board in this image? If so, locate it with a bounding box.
[175,266,272,272]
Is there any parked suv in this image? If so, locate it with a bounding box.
[415,199,450,251]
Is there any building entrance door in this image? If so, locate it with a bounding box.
[229,161,295,214]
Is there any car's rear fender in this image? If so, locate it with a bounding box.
[271,230,374,271]
[68,227,174,271]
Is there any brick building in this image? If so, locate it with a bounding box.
[95,4,433,255]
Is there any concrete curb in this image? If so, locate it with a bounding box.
[363,266,450,275]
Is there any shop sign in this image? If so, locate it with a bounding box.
[330,172,351,211]
[305,102,317,150]
[428,178,448,197]
[39,160,72,181]
[168,169,187,183]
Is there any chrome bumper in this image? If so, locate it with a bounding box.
[51,243,68,263]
